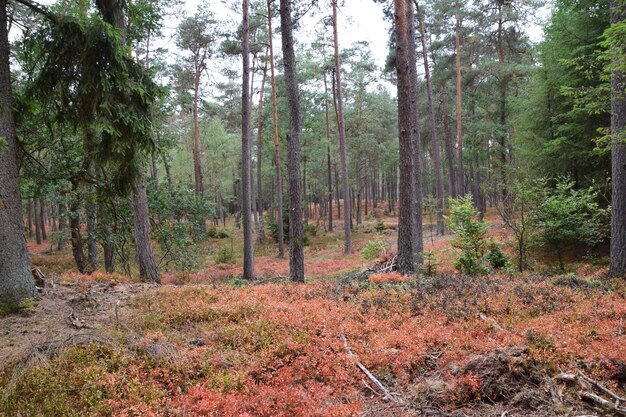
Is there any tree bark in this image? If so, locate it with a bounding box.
[279,0,305,282]
[69,181,85,273]
[34,198,41,244]
[324,72,333,232]
[39,197,47,240]
[131,173,160,283]
[416,0,444,235]
[610,0,626,278]
[455,10,465,196]
[242,0,255,280]
[267,0,285,258]
[27,198,33,238]
[256,58,268,243]
[332,0,352,254]
[0,0,36,310]
[57,203,66,251]
[440,87,458,199]
[394,0,421,274]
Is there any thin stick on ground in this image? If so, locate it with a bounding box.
[340,333,399,403]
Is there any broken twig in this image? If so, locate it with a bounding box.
[340,334,399,403]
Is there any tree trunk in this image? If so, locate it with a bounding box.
[242,0,255,280]
[416,0,444,235]
[131,172,160,283]
[39,197,47,240]
[193,71,204,196]
[0,0,36,310]
[267,0,285,258]
[394,0,416,274]
[332,0,352,254]
[69,184,85,273]
[279,0,305,282]
[27,198,33,238]
[455,10,465,196]
[324,72,333,232]
[256,58,268,243]
[440,87,458,199]
[57,203,66,251]
[610,0,626,278]
[34,199,42,244]
[86,197,98,273]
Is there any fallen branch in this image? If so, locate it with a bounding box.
[578,370,626,404]
[555,371,626,416]
[581,392,626,416]
[340,334,399,403]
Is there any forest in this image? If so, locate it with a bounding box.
[0,0,625,415]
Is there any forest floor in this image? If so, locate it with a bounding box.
[1,214,625,417]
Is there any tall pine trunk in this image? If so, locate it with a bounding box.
[610,0,626,277]
[279,0,305,282]
[332,0,352,254]
[256,59,268,243]
[241,0,254,280]
[394,0,421,274]
[266,0,285,258]
[324,72,333,232]
[455,10,464,196]
[0,0,36,310]
[416,0,444,235]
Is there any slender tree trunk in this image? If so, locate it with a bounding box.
[416,0,444,235]
[440,87,458,199]
[193,72,204,196]
[27,198,33,238]
[0,0,36,310]
[256,59,268,243]
[267,0,285,258]
[394,0,420,274]
[610,0,626,277]
[34,199,42,244]
[69,182,85,273]
[57,203,66,251]
[39,198,47,240]
[279,0,305,282]
[241,0,254,280]
[332,0,352,254]
[324,72,333,232]
[455,10,464,196]
[86,198,98,272]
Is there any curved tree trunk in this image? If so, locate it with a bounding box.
[279,0,305,283]
[0,0,36,310]
[241,0,254,280]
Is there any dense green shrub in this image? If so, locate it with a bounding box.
[361,239,389,261]
[534,178,609,270]
[485,242,509,269]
